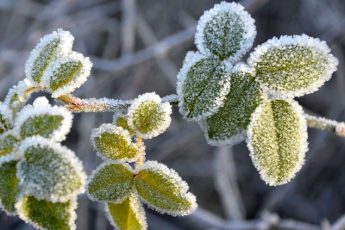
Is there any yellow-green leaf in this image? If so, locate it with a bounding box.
[247,99,308,186]
[0,160,19,214]
[134,161,197,216]
[87,163,134,203]
[16,195,76,230]
[106,193,147,230]
[114,115,135,137]
[91,124,138,162]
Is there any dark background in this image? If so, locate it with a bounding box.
[1,0,345,229]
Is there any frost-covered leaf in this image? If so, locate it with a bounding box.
[4,79,33,113]
[0,159,19,214]
[201,65,265,146]
[87,162,134,203]
[247,99,308,186]
[128,93,172,139]
[134,161,197,216]
[248,34,338,97]
[114,113,135,137]
[195,2,256,62]
[41,52,92,98]
[25,29,74,84]
[17,137,86,202]
[16,195,77,230]
[0,105,13,134]
[106,193,147,230]
[14,97,72,142]
[91,124,138,162]
[0,132,18,157]
[177,52,231,120]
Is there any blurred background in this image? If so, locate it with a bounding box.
[1,0,345,229]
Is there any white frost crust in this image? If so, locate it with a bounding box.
[86,161,134,203]
[198,119,246,146]
[247,34,339,98]
[90,123,138,163]
[16,137,86,202]
[4,79,33,109]
[25,29,74,83]
[195,1,256,63]
[13,97,73,142]
[105,192,148,230]
[0,104,13,128]
[15,193,78,230]
[246,99,309,186]
[136,161,198,216]
[41,51,92,98]
[128,92,172,139]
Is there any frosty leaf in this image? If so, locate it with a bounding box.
[41,52,92,98]
[91,124,138,162]
[114,114,135,137]
[248,34,338,97]
[87,162,134,203]
[128,93,172,139]
[247,99,308,186]
[0,105,13,134]
[25,29,74,84]
[0,160,19,214]
[4,79,33,113]
[16,195,76,230]
[17,137,86,202]
[176,52,231,121]
[0,132,19,157]
[134,161,197,216]
[106,193,147,230]
[195,2,256,62]
[201,65,265,146]
[14,97,72,142]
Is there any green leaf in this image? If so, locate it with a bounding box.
[25,29,73,84]
[17,137,86,202]
[114,114,135,137]
[106,193,147,230]
[202,66,265,146]
[248,34,338,97]
[15,98,72,142]
[4,80,33,114]
[87,162,134,202]
[128,93,172,139]
[0,160,19,214]
[91,124,138,162]
[134,161,197,216]
[16,195,76,230]
[247,99,308,186]
[0,132,18,157]
[177,53,231,121]
[42,52,92,98]
[195,2,256,62]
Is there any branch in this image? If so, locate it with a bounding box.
[305,114,345,137]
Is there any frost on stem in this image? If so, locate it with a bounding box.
[91,124,139,162]
[201,64,265,146]
[25,29,74,84]
[176,52,231,121]
[247,99,308,186]
[87,162,134,203]
[17,137,86,203]
[128,93,172,139]
[16,195,77,230]
[41,52,92,98]
[134,161,197,216]
[195,1,256,62]
[14,97,73,142]
[248,34,338,97]
[106,193,147,230]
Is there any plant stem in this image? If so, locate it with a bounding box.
[305,114,345,137]
[135,135,145,169]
